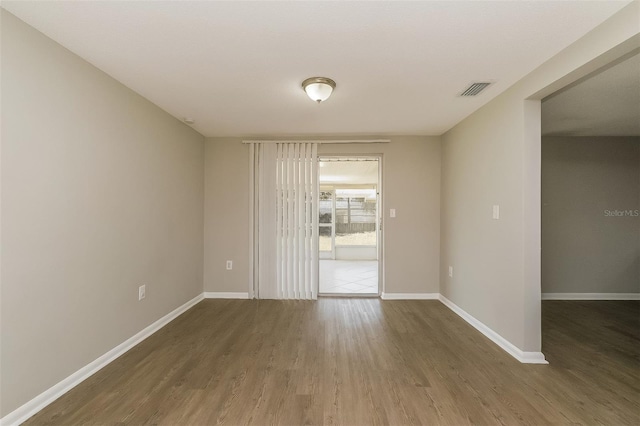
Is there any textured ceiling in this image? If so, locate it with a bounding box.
[1,1,631,137]
[542,53,640,137]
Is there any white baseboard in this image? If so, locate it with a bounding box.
[203,292,250,299]
[542,292,640,300]
[380,292,439,300]
[438,295,548,365]
[2,290,553,425]
[0,293,204,426]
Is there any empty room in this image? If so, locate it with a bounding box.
[1,1,638,425]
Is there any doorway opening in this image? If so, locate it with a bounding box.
[540,53,639,363]
[318,156,381,296]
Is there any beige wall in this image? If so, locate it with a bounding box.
[204,138,250,293]
[0,11,205,416]
[441,2,639,354]
[542,136,640,294]
[441,99,529,349]
[204,136,441,295]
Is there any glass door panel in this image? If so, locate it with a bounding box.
[334,189,377,247]
[319,191,335,259]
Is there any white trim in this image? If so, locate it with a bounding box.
[242,139,390,144]
[381,292,439,300]
[0,291,555,425]
[542,292,640,300]
[438,295,548,365]
[203,292,250,299]
[319,293,380,298]
[0,293,204,426]
[248,142,255,299]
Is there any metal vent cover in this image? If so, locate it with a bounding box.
[459,82,492,97]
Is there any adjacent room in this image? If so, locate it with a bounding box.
[1,1,638,425]
[540,53,640,374]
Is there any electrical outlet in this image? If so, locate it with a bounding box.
[226,260,233,270]
[448,266,453,278]
[138,284,146,301]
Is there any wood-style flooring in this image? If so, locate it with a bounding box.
[24,299,640,425]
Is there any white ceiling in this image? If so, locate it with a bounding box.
[2,1,631,137]
[542,53,640,137]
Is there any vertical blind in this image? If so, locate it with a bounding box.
[250,142,318,300]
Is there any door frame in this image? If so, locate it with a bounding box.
[317,154,384,297]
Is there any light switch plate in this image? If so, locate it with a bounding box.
[390,209,396,218]
[492,205,500,220]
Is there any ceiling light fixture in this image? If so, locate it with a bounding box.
[302,77,336,103]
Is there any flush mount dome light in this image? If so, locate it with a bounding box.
[302,77,336,103]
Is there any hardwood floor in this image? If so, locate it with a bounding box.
[25,299,639,425]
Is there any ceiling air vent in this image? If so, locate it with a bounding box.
[459,82,492,97]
